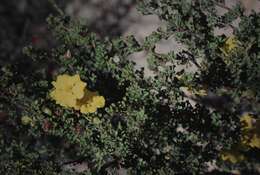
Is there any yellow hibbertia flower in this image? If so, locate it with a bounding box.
[240,114,253,130]
[50,74,105,114]
[249,134,260,148]
[185,86,207,97]
[76,90,105,114]
[221,149,245,164]
[50,74,86,108]
[220,36,239,56]
[21,115,33,125]
[221,114,260,164]
[240,114,260,149]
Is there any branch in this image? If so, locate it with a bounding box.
[48,0,64,15]
[215,2,231,11]
[61,157,86,165]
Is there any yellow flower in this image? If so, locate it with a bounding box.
[80,104,97,114]
[50,74,86,108]
[50,74,105,114]
[240,114,253,130]
[50,89,77,108]
[72,82,86,99]
[221,114,260,163]
[92,96,105,108]
[249,134,260,148]
[221,36,238,55]
[52,74,81,91]
[186,87,207,97]
[76,90,105,114]
[240,114,260,149]
[221,149,245,163]
[21,116,33,125]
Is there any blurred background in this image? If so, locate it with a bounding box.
[0,0,260,68]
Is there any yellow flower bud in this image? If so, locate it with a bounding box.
[43,107,52,116]
[21,116,32,125]
[92,117,101,125]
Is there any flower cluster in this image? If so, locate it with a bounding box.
[50,74,105,114]
[221,114,260,163]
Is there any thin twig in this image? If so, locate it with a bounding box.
[215,2,231,11]
[48,0,64,15]
[61,158,86,165]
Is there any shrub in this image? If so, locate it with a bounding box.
[0,0,259,174]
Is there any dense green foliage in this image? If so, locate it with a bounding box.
[0,0,259,174]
